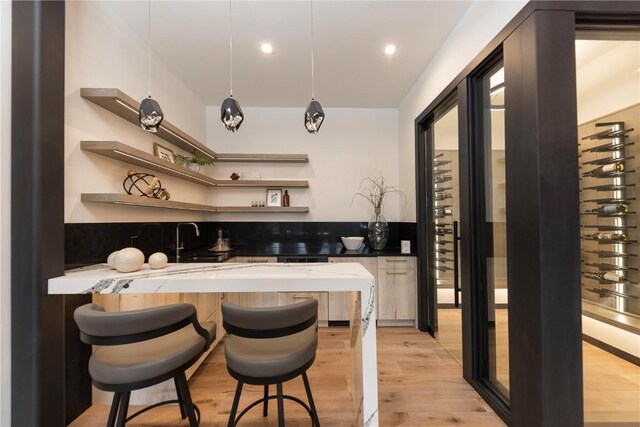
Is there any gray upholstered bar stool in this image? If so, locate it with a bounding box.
[222,299,320,427]
[74,303,215,427]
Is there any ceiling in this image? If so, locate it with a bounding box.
[103,1,472,108]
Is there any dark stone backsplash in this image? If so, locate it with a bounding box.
[65,221,417,268]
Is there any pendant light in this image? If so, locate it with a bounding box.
[221,0,244,132]
[138,0,164,133]
[304,0,324,134]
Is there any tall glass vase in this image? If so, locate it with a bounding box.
[368,208,389,250]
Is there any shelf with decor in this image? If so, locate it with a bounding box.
[80,88,309,163]
[81,140,309,188]
[81,193,309,214]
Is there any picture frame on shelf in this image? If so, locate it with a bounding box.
[266,188,283,207]
[153,143,175,163]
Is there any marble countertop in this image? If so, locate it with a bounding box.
[49,262,375,295]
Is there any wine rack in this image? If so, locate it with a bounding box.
[579,119,639,315]
[433,150,461,307]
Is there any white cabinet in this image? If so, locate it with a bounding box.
[377,256,416,326]
[328,257,378,321]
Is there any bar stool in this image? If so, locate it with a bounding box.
[222,299,321,427]
[74,303,215,427]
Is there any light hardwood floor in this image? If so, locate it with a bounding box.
[436,308,640,425]
[70,328,505,427]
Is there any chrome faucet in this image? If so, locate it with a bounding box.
[176,223,200,263]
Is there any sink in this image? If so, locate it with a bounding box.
[179,254,224,263]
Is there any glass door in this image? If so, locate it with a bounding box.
[575,30,640,425]
[432,104,463,363]
[480,61,510,398]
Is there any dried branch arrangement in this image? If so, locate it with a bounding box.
[351,175,407,210]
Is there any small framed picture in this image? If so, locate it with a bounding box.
[153,143,175,163]
[266,188,283,207]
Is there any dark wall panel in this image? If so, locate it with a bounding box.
[11,1,66,426]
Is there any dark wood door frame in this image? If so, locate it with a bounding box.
[11,1,66,426]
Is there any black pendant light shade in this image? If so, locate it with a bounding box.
[304,99,324,134]
[139,96,164,133]
[221,96,244,132]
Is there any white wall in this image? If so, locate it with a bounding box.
[206,106,402,222]
[65,1,209,223]
[397,1,527,221]
[0,1,10,424]
[576,40,640,124]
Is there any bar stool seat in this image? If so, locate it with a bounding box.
[91,321,216,385]
[225,326,316,379]
[74,302,213,427]
[222,299,321,427]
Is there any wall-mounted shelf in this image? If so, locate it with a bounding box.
[81,193,309,214]
[81,141,310,188]
[81,88,309,163]
[81,193,218,213]
[215,153,309,163]
[216,206,309,213]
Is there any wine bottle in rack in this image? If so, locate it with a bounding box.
[585,203,629,214]
[434,193,452,201]
[434,175,453,184]
[585,232,628,242]
[584,271,630,283]
[584,162,624,176]
[435,207,453,216]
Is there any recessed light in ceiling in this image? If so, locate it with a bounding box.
[261,43,274,55]
[384,44,397,56]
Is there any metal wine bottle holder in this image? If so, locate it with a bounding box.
[580,121,637,312]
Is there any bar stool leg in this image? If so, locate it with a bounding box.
[115,392,130,427]
[302,372,320,427]
[263,385,269,417]
[228,381,244,427]
[176,372,199,427]
[276,382,285,427]
[174,376,187,419]
[107,392,121,427]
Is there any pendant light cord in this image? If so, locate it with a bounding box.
[229,0,233,97]
[147,0,151,97]
[310,0,315,100]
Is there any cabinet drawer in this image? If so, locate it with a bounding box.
[377,268,416,320]
[277,292,329,321]
[377,256,415,269]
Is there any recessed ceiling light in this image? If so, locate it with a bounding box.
[384,44,397,56]
[261,43,274,55]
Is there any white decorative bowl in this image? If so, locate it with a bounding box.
[114,248,145,273]
[148,252,168,269]
[341,236,364,251]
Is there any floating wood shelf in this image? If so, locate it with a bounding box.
[81,193,218,213]
[216,206,309,213]
[81,141,310,188]
[81,88,309,163]
[215,153,309,163]
[81,193,310,214]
